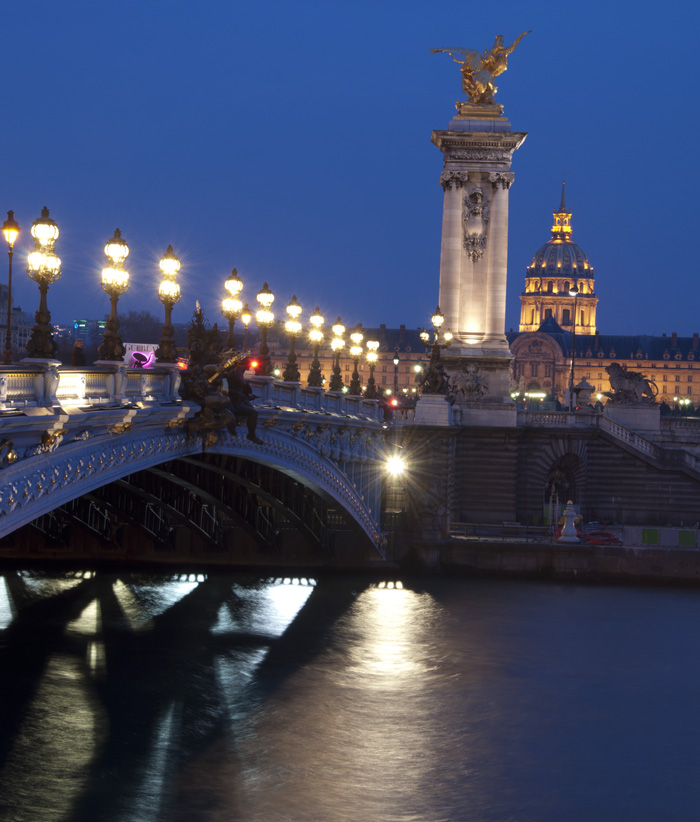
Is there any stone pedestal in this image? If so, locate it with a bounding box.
[603,403,661,436]
[413,394,452,426]
[431,109,526,412]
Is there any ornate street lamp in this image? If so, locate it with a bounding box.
[307,307,324,387]
[97,228,130,361]
[26,207,61,359]
[330,317,345,391]
[222,268,243,349]
[155,245,181,363]
[420,306,453,365]
[418,306,453,395]
[255,282,275,375]
[568,283,579,412]
[349,324,364,395]
[1,211,20,365]
[283,295,302,381]
[240,302,252,350]
[364,339,379,399]
[392,353,400,398]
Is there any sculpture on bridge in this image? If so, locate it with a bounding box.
[431,31,531,108]
[449,365,489,400]
[604,363,658,404]
[419,359,450,395]
[179,307,263,443]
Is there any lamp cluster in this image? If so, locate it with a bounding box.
[218,273,397,397]
[0,207,186,365]
[1,209,449,405]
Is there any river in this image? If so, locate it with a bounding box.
[0,569,698,821]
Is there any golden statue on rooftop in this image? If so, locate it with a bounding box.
[431,31,531,108]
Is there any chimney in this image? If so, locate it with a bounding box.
[672,331,678,348]
[594,330,599,351]
[379,323,386,342]
[693,333,699,351]
[399,324,406,342]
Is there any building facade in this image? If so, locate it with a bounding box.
[508,189,698,409]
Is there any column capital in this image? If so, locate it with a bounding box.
[440,170,468,190]
[489,172,515,190]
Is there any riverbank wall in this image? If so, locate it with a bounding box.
[404,539,700,584]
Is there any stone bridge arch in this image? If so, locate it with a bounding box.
[0,418,387,559]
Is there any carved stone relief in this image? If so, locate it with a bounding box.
[463,184,490,262]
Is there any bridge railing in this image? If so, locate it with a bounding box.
[0,363,182,410]
[247,376,386,421]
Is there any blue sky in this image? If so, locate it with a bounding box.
[2,0,698,336]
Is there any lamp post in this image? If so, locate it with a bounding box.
[307,307,324,387]
[26,207,61,360]
[568,283,579,412]
[240,303,252,350]
[330,317,345,391]
[222,268,243,349]
[1,211,20,365]
[255,282,275,375]
[349,324,363,395]
[419,307,453,364]
[392,353,400,398]
[98,228,130,361]
[155,245,181,363]
[283,295,302,382]
[418,307,453,395]
[364,339,379,399]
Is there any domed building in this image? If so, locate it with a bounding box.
[518,183,598,336]
[508,186,700,409]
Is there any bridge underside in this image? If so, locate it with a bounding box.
[1,454,382,568]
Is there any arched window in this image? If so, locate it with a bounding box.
[562,308,571,325]
[563,281,570,294]
[545,308,553,319]
[547,281,554,293]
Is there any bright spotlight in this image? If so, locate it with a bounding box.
[386,454,406,476]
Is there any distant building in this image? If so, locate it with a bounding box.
[72,319,107,344]
[0,284,34,356]
[508,188,697,408]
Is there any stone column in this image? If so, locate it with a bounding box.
[483,172,514,350]
[438,171,467,336]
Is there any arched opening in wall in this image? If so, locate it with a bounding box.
[562,308,571,326]
[544,453,586,521]
[547,281,554,293]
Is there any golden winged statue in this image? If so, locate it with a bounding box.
[431,31,531,107]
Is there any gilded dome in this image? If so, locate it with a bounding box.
[526,183,594,280]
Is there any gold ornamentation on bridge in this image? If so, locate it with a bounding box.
[431,31,530,111]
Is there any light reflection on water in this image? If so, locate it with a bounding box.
[0,653,107,822]
[0,576,14,629]
[1,573,700,821]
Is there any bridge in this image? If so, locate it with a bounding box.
[3,359,700,567]
[0,361,395,565]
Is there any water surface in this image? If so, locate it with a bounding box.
[0,570,698,821]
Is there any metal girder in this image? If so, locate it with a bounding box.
[176,455,333,549]
[132,469,274,549]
